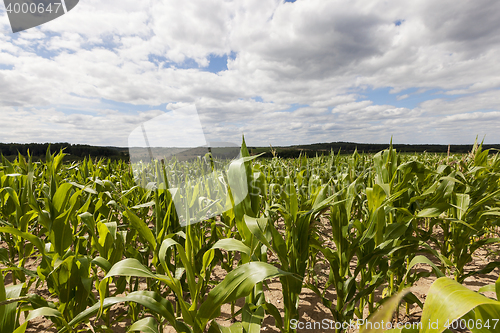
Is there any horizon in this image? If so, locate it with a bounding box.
[1,139,498,149]
[2,1,500,146]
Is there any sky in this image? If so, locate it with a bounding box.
[1,0,500,147]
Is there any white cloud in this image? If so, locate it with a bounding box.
[333,101,373,113]
[418,90,500,115]
[1,0,500,146]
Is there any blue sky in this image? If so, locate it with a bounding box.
[1,0,500,147]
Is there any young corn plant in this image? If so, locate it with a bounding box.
[244,178,338,333]
[65,243,292,333]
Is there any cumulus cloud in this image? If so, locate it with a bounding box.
[1,0,500,146]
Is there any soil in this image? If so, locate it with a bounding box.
[1,216,499,333]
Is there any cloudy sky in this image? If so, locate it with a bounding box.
[1,0,500,147]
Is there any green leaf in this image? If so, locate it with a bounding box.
[125,208,157,250]
[67,292,178,332]
[208,321,243,333]
[478,284,495,294]
[67,181,97,194]
[105,258,159,280]
[287,177,298,221]
[367,184,387,212]
[52,182,74,214]
[1,283,23,333]
[360,289,410,333]
[421,277,500,333]
[385,327,419,333]
[0,249,9,264]
[91,257,112,273]
[13,322,28,333]
[496,275,500,301]
[210,238,252,257]
[242,304,265,333]
[261,302,283,331]
[244,215,273,255]
[0,273,6,327]
[404,255,445,280]
[196,262,292,330]
[159,238,197,300]
[51,208,75,256]
[128,317,159,333]
[417,203,452,218]
[26,307,65,321]
[132,201,156,209]
[0,227,45,255]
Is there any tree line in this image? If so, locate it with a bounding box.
[0,143,129,161]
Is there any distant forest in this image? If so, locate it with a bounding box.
[249,142,500,158]
[0,143,129,161]
[1,141,499,161]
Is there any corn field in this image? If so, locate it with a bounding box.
[1,138,500,333]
